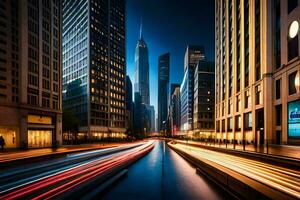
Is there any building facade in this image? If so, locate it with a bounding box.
[134,24,150,106]
[62,0,126,140]
[125,76,133,134]
[170,85,181,135]
[180,66,194,131]
[147,105,155,132]
[180,46,206,131]
[157,53,170,132]
[193,60,215,138]
[0,0,62,148]
[215,0,300,146]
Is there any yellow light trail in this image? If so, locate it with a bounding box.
[169,143,300,199]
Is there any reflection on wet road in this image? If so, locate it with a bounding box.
[103,140,228,200]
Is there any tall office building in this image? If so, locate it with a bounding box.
[0,0,62,148]
[62,0,126,139]
[134,23,150,105]
[158,53,170,132]
[181,46,206,131]
[193,60,215,136]
[215,0,300,146]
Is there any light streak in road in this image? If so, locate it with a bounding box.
[169,143,300,199]
[0,141,154,200]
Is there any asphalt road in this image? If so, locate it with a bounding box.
[102,140,229,200]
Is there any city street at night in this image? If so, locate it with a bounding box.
[0,140,231,200]
[0,0,300,199]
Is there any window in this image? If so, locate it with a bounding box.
[244,112,252,130]
[236,95,241,112]
[245,90,251,109]
[275,79,281,99]
[255,85,261,105]
[235,115,241,131]
[289,71,298,95]
[228,117,233,131]
[275,105,282,126]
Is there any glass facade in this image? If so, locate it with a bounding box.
[158,53,170,131]
[63,0,126,135]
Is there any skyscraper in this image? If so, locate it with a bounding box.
[0,0,62,148]
[215,0,300,146]
[62,0,126,139]
[158,53,170,132]
[181,46,206,131]
[134,23,150,105]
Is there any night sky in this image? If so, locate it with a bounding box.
[126,0,215,116]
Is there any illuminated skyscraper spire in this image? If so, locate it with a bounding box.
[134,18,149,105]
[139,18,143,40]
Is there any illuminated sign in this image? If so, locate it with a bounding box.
[28,115,52,125]
[288,100,300,138]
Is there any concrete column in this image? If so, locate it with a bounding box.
[19,109,28,149]
[56,113,62,147]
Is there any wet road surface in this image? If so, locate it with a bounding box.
[103,140,230,200]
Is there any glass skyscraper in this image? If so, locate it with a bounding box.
[158,53,170,132]
[62,0,126,139]
[134,24,150,106]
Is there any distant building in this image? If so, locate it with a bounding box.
[0,0,62,148]
[170,86,181,135]
[125,76,134,134]
[215,0,300,145]
[193,60,215,136]
[158,53,170,132]
[62,0,126,140]
[148,105,155,132]
[180,46,206,131]
[134,23,150,105]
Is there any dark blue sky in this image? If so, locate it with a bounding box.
[126,0,215,115]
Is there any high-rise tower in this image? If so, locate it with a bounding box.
[134,22,150,105]
[62,0,126,139]
[158,53,170,132]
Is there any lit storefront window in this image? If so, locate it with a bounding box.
[28,130,52,148]
[0,128,17,147]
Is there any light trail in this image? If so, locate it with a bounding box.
[0,142,145,192]
[169,142,300,199]
[0,143,126,163]
[0,141,154,200]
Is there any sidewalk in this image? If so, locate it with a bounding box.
[0,143,128,163]
[175,139,300,160]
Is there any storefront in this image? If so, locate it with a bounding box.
[28,130,52,148]
[27,115,55,148]
[0,127,18,148]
